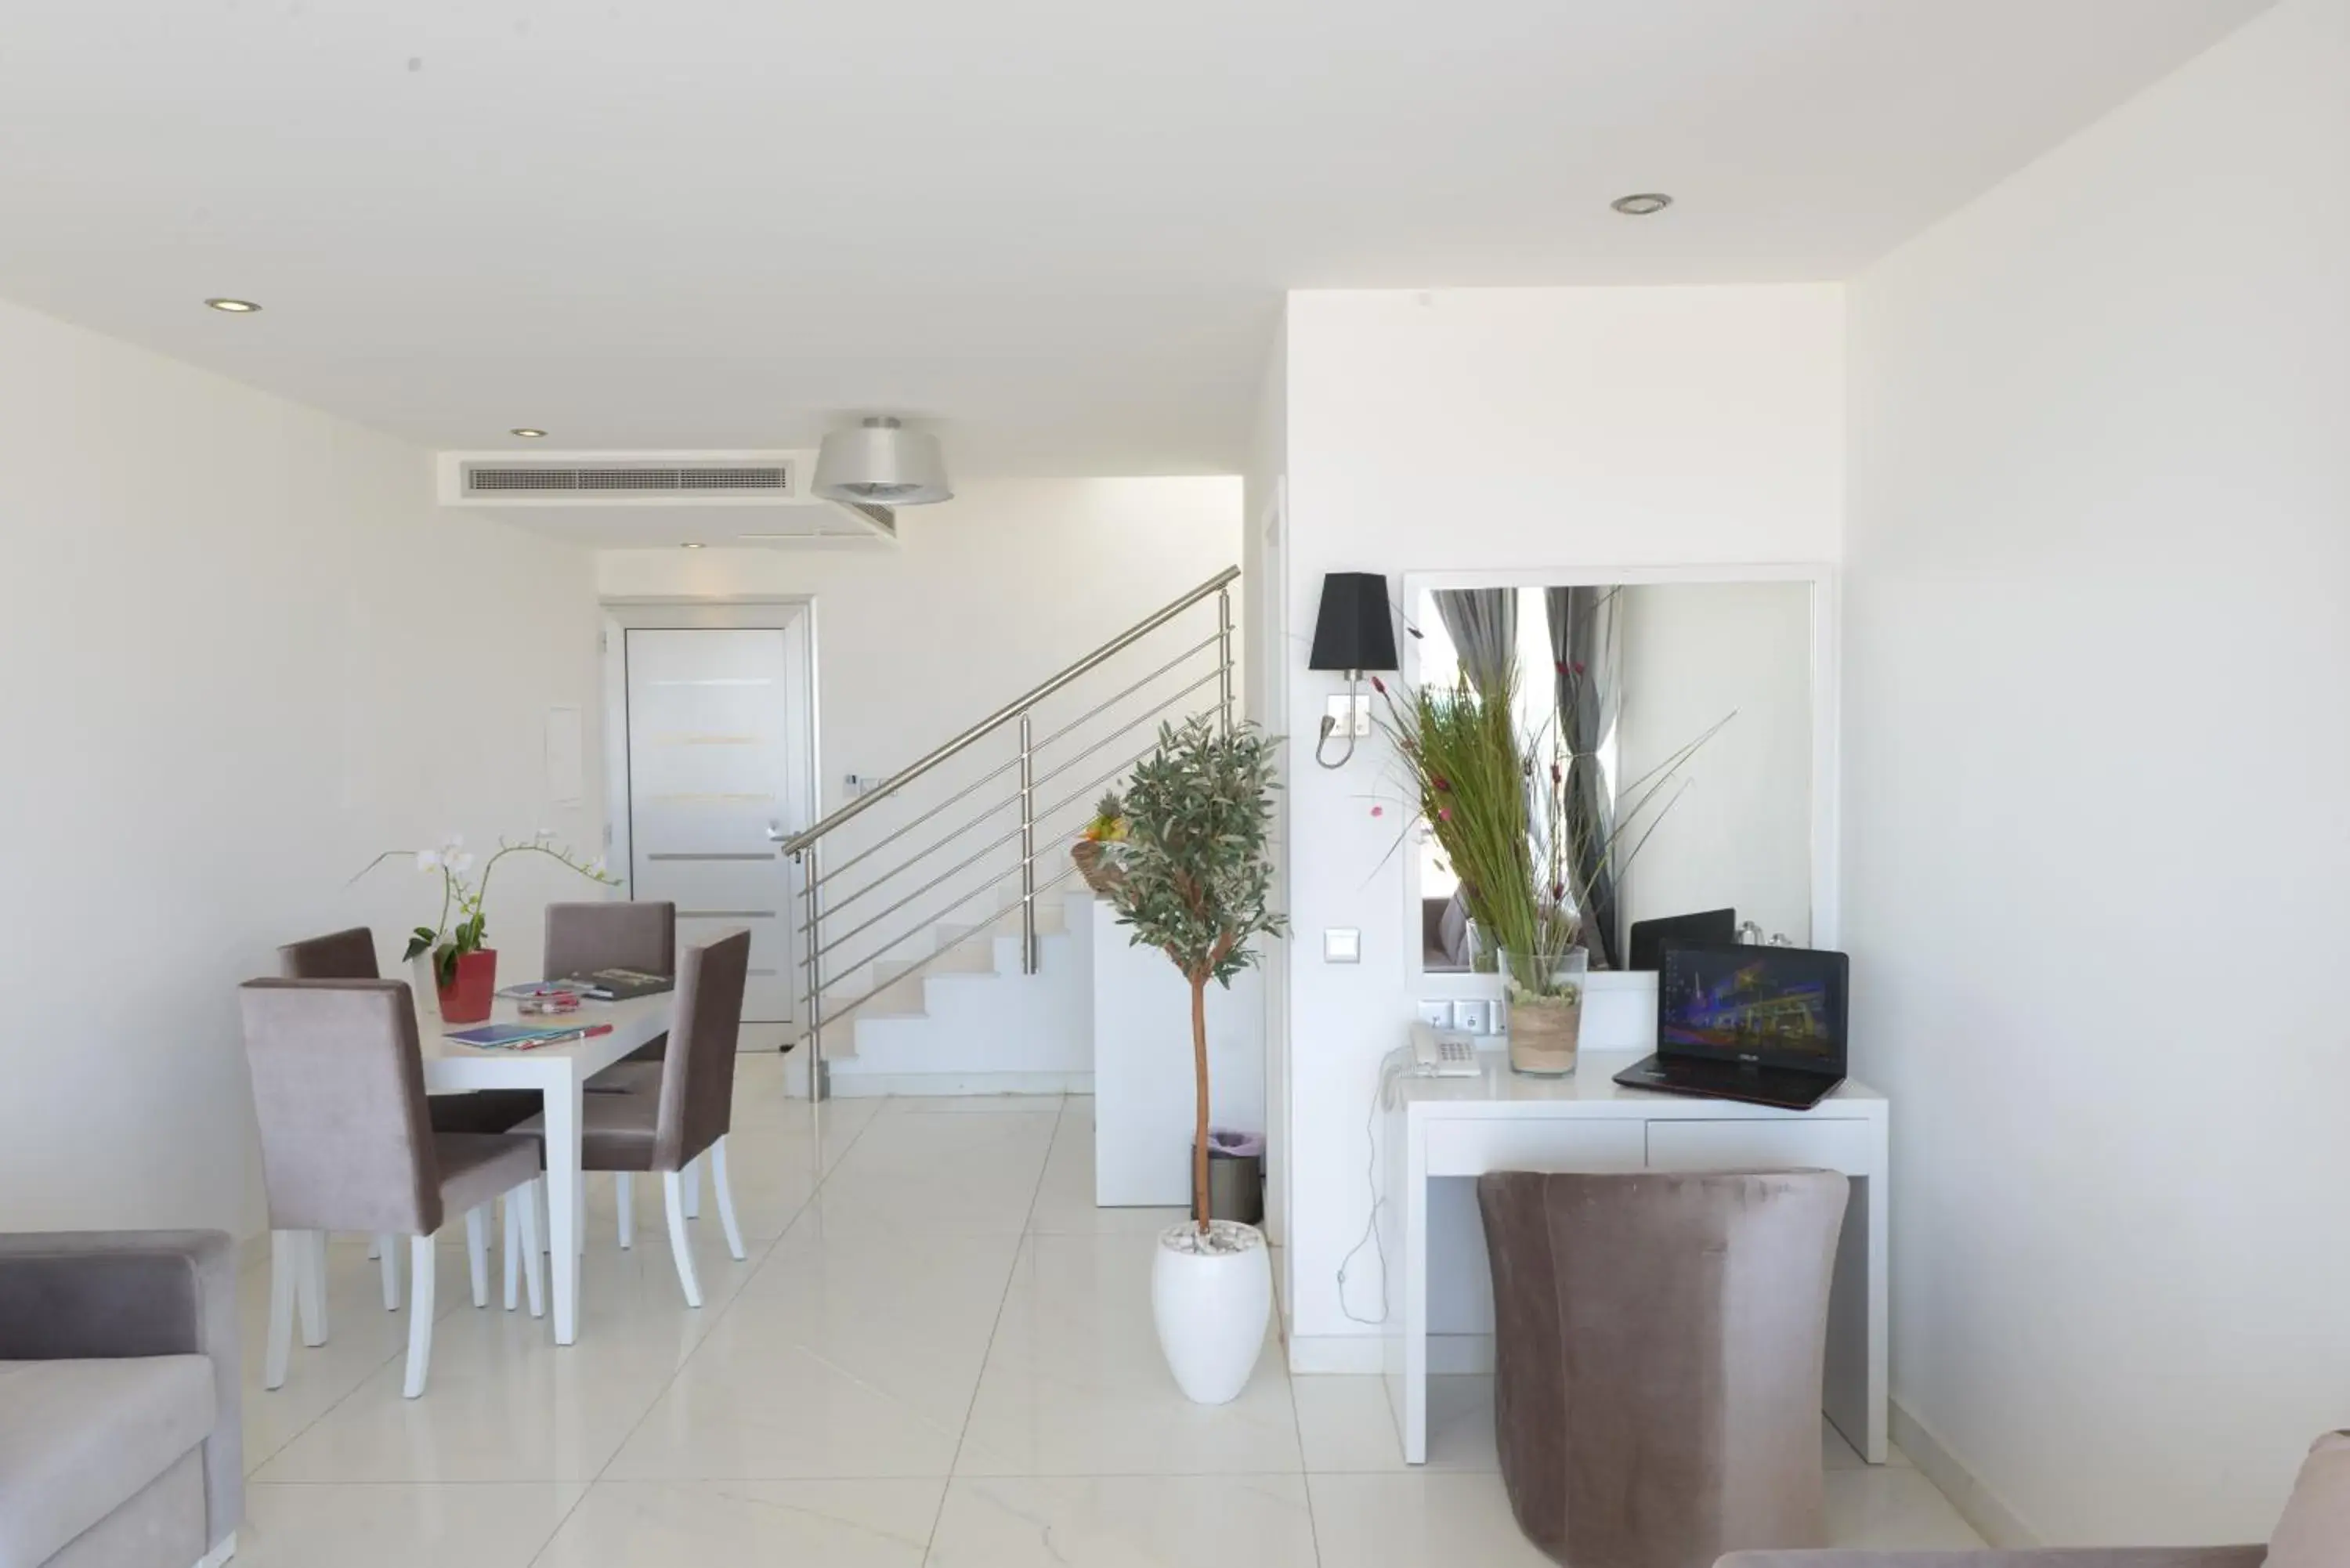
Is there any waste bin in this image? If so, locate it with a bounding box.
[1191,1128,1265,1227]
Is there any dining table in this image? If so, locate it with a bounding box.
[417,987,673,1346]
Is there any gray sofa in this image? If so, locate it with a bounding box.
[0,1231,240,1568]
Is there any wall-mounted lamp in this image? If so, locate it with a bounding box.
[1308,571,1399,768]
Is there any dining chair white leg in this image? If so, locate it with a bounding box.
[295,1230,327,1348]
[403,1235,437,1399]
[503,1194,522,1312]
[710,1136,747,1261]
[264,1230,298,1390]
[616,1172,634,1250]
[378,1234,401,1312]
[683,1156,702,1219]
[537,1175,552,1255]
[662,1170,703,1309]
[516,1180,546,1320]
[465,1205,491,1308]
[576,1170,588,1258]
[367,1234,381,1260]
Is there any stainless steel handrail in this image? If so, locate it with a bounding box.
[786,562,1240,1125]
[776,565,1238,857]
[1026,630,1221,762]
[1029,666,1225,796]
[804,861,1082,1021]
[812,753,1021,891]
[815,641,1217,908]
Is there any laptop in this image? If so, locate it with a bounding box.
[1626,907,1737,972]
[1613,942,1849,1111]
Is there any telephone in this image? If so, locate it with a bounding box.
[1410,1022,1480,1077]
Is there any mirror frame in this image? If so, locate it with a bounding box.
[1397,562,1841,1002]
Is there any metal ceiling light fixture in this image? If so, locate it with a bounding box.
[812,415,953,505]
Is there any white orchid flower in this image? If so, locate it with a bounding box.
[446,851,476,874]
[416,849,441,871]
[587,856,608,878]
[534,827,555,844]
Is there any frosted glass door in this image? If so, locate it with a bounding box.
[624,627,800,1025]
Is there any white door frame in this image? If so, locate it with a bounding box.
[600,598,822,1047]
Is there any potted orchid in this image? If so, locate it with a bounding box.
[359,831,617,1021]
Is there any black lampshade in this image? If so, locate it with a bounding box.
[1307,572,1400,674]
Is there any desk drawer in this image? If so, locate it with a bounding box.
[1644,1118,1876,1176]
[1425,1118,1647,1178]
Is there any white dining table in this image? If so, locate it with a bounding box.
[418,989,672,1346]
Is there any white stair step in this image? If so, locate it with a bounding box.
[927,925,1007,974]
[857,970,932,1017]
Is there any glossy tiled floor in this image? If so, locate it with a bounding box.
[234,1059,1983,1566]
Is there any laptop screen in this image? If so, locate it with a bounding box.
[1657,944,1849,1074]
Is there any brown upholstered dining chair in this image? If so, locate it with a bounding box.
[543,900,681,1244]
[1477,1169,1849,1568]
[239,978,546,1398]
[279,926,544,1310]
[546,899,676,1085]
[515,929,750,1307]
[278,929,544,1134]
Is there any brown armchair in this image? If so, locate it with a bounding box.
[1718,1552,2264,1568]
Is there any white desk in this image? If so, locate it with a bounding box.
[419,992,671,1346]
[1381,1049,1889,1464]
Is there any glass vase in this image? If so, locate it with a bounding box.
[1500,947,1588,1076]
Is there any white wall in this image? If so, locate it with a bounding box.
[0,294,604,1238]
[1279,285,1844,1354]
[1617,580,1815,945]
[1843,0,2349,1544]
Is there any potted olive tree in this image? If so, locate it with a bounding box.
[1108,715,1286,1404]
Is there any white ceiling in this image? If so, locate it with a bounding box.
[0,1,2271,479]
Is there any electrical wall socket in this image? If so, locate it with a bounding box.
[1324,692,1372,738]
[1414,999,1454,1028]
[1452,999,1495,1035]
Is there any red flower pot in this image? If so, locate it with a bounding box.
[437,948,498,1024]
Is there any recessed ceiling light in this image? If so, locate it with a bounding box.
[508,427,548,439]
[681,542,705,550]
[1611,193,1673,216]
[204,298,262,313]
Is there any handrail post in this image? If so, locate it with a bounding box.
[1018,714,1037,975]
[797,844,826,1130]
[1217,586,1235,736]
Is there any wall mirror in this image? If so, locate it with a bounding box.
[1400,567,1835,993]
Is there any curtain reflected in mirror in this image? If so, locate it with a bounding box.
[1412,580,1812,974]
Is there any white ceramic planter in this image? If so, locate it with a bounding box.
[1151,1219,1272,1404]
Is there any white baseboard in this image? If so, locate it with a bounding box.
[1288,1332,1495,1376]
[822,1069,1094,1098]
[1890,1400,2042,1548]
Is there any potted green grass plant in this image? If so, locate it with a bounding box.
[1107,715,1285,1404]
[1379,665,1724,1075]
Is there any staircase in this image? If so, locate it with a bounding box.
[776,568,1239,1100]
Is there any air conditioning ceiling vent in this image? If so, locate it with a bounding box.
[461,461,793,497]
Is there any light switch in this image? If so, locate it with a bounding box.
[1324,927,1361,963]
